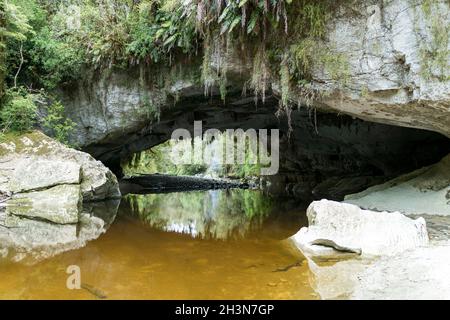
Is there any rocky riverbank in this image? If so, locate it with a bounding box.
[291,154,450,299]
[0,131,120,262]
[120,174,253,195]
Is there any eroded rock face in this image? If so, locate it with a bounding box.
[345,154,450,216]
[295,0,450,137]
[0,131,121,202]
[70,91,450,201]
[291,199,429,257]
[57,0,449,155]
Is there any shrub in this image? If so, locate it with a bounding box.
[0,89,37,132]
[42,100,76,146]
[30,26,84,88]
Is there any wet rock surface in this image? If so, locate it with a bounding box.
[307,240,450,300]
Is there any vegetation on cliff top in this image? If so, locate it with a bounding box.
[2,0,446,141]
[1,0,342,137]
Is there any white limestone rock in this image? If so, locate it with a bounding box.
[291,199,429,257]
[9,159,81,193]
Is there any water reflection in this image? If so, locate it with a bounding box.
[123,189,307,240]
[0,200,119,264]
[0,191,315,299]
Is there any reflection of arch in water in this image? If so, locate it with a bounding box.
[124,189,280,240]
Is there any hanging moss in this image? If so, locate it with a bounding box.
[250,46,270,103]
[279,54,291,109]
[200,33,216,96]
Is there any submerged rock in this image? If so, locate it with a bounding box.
[306,242,450,300]
[291,199,429,257]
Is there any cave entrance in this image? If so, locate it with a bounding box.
[86,95,450,201]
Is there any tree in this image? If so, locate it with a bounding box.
[0,0,33,97]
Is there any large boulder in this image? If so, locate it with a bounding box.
[292,199,429,257]
[0,131,121,202]
[303,214,450,299]
[0,131,120,226]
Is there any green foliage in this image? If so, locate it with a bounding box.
[197,0,290,37]
[1,0,201,93]
[0,0,33,42]
[3,0,345,99]
[31,0,199,69]
[0,88,38,132]
[200,36,216,95]
[42,100,76,145]
[288,37,316,81]
[123,140,208,176]
[288,38,349,86]
[127,0,198,64]
[249,46,270,103]
[293,0,330,38]
[320,51,350,85]
[0,0,347,123]
[123,132,263,179]
[0,0,34,97]
[30,26,84,88]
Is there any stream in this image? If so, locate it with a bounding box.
[1,186,450,300]
[0,189,320,300]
